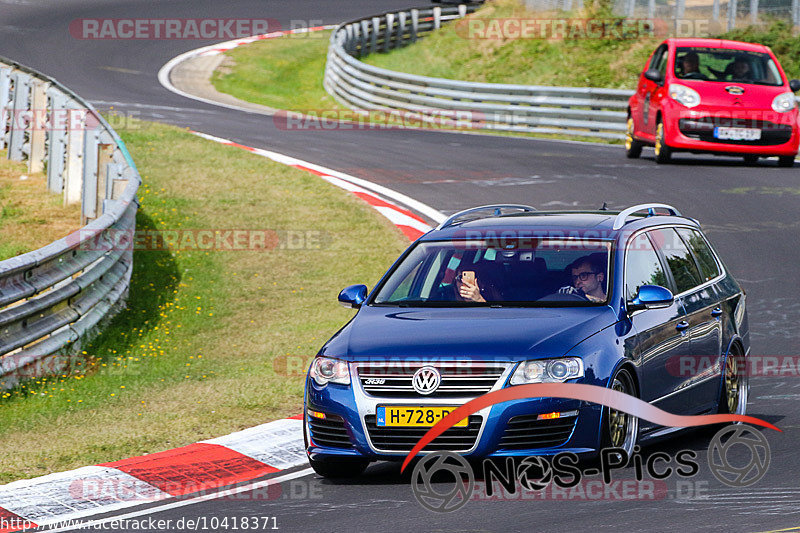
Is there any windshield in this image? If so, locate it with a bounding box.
[673,46,784,86]
[372,239,612,307]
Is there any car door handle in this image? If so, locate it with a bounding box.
[711,307,723,318]
[676,320,690,332]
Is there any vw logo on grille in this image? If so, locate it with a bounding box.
[412,366,441,395]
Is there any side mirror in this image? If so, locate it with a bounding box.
[789,79,800,92]
[628,285,674,313]
[644,69,663,84]
[338,284,367,309]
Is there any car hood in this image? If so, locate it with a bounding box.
[675,79,789,109]
[319,305,619,361]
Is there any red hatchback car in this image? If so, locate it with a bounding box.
[626,38,800,166]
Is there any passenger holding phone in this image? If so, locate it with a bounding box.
[455,269,486,302]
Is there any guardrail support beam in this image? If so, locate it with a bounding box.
[81,124,100,223]
[27,80,47,173]
[8,72,30,161]
[64,109,85,206]
[0,68,11,150]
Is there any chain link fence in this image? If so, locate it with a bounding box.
[525,0,800,31]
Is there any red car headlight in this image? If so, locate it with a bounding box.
[668,83,701,108]
[772,92,797,113]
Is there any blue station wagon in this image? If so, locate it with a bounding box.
[303,204,750,477]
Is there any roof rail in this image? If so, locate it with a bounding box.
[436,204,537,230]
[612,203,684,230]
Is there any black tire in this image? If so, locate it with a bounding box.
[743,155,759,165]
[602,367,639,461]
[718,345,747,416]
[777,155,795,167]
[654,120,672,164]
[309,457,369,478]
[625,117,643,159]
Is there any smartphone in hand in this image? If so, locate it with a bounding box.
[461,271,475,285]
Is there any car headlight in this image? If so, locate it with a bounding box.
[509,357,584,385]
[309,357,350,386]
[772,92,797,113]
[668,83,701,108]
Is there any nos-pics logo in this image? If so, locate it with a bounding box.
[411,424,771,512]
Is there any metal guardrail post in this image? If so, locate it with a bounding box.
[81,122,101,223]
[28,79,47,173]
[64,107,84,205]
[0,67,11,150]
[728,0,738,30]
[8,72,30,161]
[345,24,354,55]
[750,0,758,23]
[370,17,380,55]
[675,0,686,24]
[95,141,114,219]
[398,11,408,47]
[410,9,419,43]
[46,90,67,193]
[458,5,467,17]
[433,7,442,30]
[794,0,800,26]
[359,19,370,57]
[384,13,395,52]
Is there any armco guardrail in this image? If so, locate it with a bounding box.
[324,5,632,140]
[0,57,140,388]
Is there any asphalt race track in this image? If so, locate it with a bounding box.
[1,1,799,531]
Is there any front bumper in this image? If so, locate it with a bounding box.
[662,102,799,156]
[304,368,603,461]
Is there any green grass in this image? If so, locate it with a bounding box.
[0,152,81,260]
[0,119,408,482]
[211,31,339,111]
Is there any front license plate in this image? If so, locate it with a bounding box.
[714,127,762,141]
[376,406,468,427]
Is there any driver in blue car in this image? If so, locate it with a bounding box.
[558,255,607,302]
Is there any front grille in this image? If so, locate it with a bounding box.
[498,414,578,450]
[357,361,508,398]
[678,117,793,146]
[308,413,353,449]
[364,414,482,452]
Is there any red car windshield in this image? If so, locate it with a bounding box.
[674,46,784,86]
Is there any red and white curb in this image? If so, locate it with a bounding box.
[157,25,336,114]
[190,131,444,238]
[0,416,305,531]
